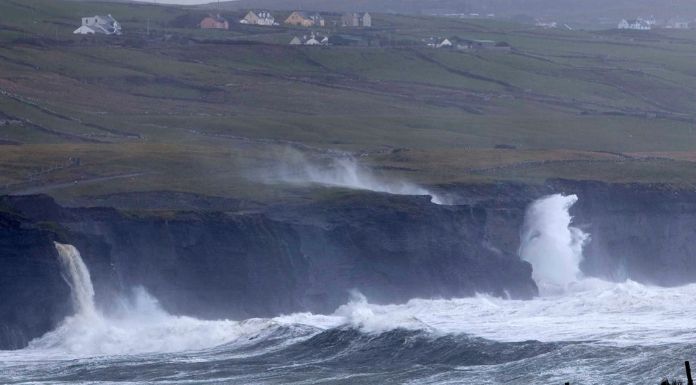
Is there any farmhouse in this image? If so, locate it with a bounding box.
[618,18,651,30]
[426,37,452,48]
[73,14,122,35]
[437,38,452,48]
[289,34,329,46]
[341,12,372,27]
[666,20,690,29]
[240,11,276,26]
[285,11,325,27]
[200,14,229,30]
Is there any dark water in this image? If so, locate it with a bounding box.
[1,323,693,384]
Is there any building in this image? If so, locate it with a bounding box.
[666,20,690,29]
[341,12,371,27]
[285,11,325,27]
[73,14,122,35]
[240,11,276,26]
[341,12,359,27]
[426,37,453,48]
[200,14,229,30]
[437,38,452,48]
[618,18,651,30]
[289,33,329,46]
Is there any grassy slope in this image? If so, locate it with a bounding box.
[2,0,696,204]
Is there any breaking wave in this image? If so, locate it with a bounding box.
[3,193,695,383]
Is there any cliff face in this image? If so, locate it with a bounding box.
[63,193,537,319]
[0,209,70,350]
[566,182,696,286]
[3,180,696,349]
[0,191,537,349]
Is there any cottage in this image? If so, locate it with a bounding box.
[426,37,453,48]
[289,33,329,46]
[73,14,122,35]
[437,38,453,48]
[666,20,690,29]
[341,12,372,27]
[240,11,276,26]
[305,36,321,45]
[341,12,359,27]
[285,11,325,27]
[618,18,651,30]
[200,14,229,30]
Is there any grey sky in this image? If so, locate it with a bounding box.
[133,0,217,4]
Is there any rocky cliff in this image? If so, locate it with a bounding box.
[2,180,696,349]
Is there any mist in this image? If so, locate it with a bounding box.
[260,149,447,205]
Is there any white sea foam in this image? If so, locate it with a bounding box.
[26,244,264,357]
[519,194,589,294]
[273,280,696,346]
[12,192,696,361]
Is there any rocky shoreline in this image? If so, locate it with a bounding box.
[3,180,696,349]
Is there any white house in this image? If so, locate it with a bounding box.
[618,18,651,30]
[437,38,452,48]
[73,14,122,35]
[342,12,372,27]
[666,20,690,29]
[289,33,329,46]
[305,37,321,45]
[240,10,276,26]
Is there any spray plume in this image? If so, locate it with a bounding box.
[268,149,447,204]
[519,194,589,294]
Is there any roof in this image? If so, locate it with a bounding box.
[247,10,273,17]
[73,25,96,34]
[291,11,323,20]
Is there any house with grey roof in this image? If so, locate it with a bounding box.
[73,14,122,35]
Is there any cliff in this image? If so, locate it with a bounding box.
[3,180,696,349]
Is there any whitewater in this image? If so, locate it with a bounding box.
[1,194,694,384]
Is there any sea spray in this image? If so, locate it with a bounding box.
[54,242,97,317]
[269,149,447,204]
[28,244,251,356]
[519,194,589,293]
[15,242,696,369]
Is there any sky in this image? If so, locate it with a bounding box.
[133,0,217,4]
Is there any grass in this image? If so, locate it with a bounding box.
[2,0,696,204]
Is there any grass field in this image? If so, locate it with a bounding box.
[2,0,696,204]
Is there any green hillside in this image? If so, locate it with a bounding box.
[2,0,696,204]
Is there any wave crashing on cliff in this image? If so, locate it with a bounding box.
[519,194,589,294]
[3,197,695,383]
[29,243,249,356]
[265,149,447,204]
